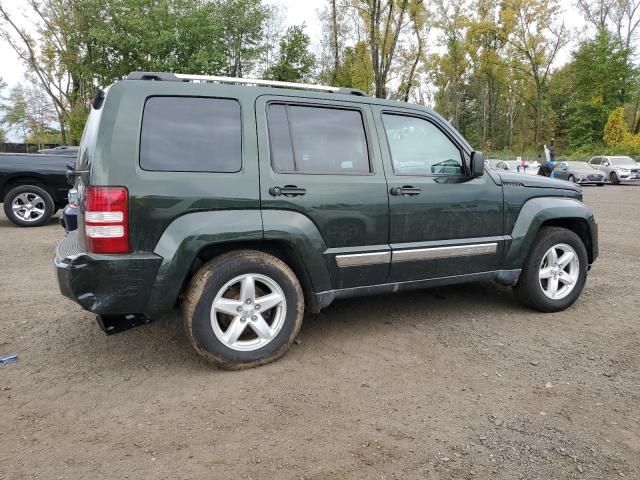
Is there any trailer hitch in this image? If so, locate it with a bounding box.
[96,314,153,335]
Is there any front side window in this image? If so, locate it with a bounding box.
[267,103,370,174]
[140,96,241,172]
[382,114,463,175]
[590,157,601,165]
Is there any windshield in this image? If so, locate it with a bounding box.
[610,157,636,166]
[566,162,591,169]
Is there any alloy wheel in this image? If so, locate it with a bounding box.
[538,243,580,300]
[11,192,46,223]
[210,273,286,351]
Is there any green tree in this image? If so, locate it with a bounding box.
[498,0,569,146]
[353,0,413,98]
[264,25,315,82]
[565,29,635,148]
[2,85,30,147]
[0,0,234,143]
[216,0,273,77]
[334,42,375,94]
[0,75,6,142]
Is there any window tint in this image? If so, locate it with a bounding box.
[382,114,463,175]
[140,96,241,172]
[590,157,601,165]
[267,104,370,174]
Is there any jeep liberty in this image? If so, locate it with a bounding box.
[54,72,598,369]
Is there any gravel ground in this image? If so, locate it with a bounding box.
[0,185,639,480]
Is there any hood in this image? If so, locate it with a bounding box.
[498,172,581,192]
[612,163,639,170]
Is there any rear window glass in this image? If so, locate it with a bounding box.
[140,96,241,172]
[267,103,370,174]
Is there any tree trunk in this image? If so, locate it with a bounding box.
[534,83,542,147]
[331,0,339,83]
[59,114,67,145]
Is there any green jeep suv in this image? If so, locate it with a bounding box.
[55,72,598,369]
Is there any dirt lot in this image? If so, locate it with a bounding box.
[0,186,639,480]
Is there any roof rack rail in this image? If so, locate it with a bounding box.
[125,71,368,96]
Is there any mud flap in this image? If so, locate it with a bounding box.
[96,314,153,335]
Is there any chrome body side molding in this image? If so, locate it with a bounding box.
[335,251,392,268]
[392,242,497,263]
[334,242,498,268]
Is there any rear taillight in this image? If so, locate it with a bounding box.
[84,186,129,254]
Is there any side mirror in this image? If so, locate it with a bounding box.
[470,151,485,177]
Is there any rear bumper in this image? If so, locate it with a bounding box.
[54,231,163,316]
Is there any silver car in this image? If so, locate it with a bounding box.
[553,161,606,186]
[589,155,640,184]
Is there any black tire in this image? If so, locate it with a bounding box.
[610,171,620,185]
[597,183,605,187]
[183,250,304,370]
[3,185,55,227]
[513,227,588,313]
[568,174,575,183]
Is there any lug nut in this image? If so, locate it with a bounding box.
[255,304,260,310]
[251,315,257,321]
[237,306,242,312]
[246,299,252,304]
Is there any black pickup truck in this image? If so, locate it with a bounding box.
[0,152,73,227]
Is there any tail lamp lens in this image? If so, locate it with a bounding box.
[84,186,129,254]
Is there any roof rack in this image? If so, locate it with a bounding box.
[125,71,368,96]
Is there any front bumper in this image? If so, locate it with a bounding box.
[54,231,163,316]
[575,176,605,184]
[618,174,640,182]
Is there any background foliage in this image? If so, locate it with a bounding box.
[0,0,638,158]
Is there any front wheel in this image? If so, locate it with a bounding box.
[568,174,575,183]
[183,250,304,369]
[3,185,55,227]
[513,227,588,312]
[610,171,620,185]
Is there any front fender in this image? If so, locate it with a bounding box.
[503,197,597,270]
[146,210,263,315]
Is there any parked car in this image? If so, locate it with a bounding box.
[0,152,73,226]
[54,71,598,369]
[589,155,640,184]
[38,146,80,156]
[486,159,513,172]
[488,160,538,175]
[553,161,606,186]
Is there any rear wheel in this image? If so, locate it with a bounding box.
[183,250,304,369]
[568,174,575,183]
[513,227,588,312]
[597,183,605,187]
[610,171,620,185]
[3,185,55,227]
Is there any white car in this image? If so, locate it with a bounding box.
[589,156,640,184]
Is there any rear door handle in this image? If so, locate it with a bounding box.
[390,186,421,196]
[269,185,307,197]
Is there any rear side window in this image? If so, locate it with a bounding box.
[140,96,241,172]
[267,103,370,174]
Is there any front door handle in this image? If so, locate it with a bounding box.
[390,185,421,196]
[269,185,307,197]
